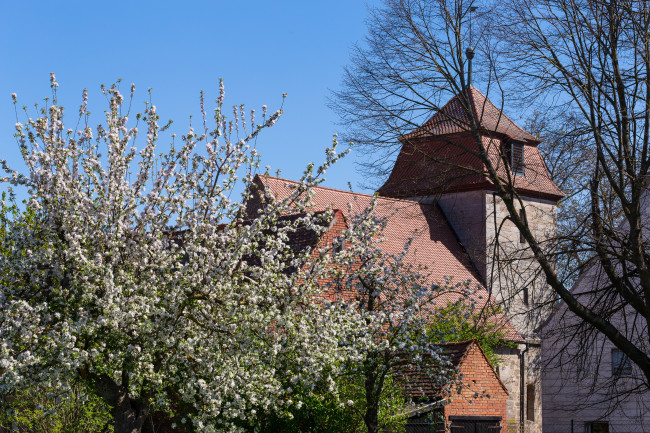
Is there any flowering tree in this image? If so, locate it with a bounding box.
[0,76,370,433]
[323,207,463,433]
[247,202,466,433]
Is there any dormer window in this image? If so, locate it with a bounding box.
[333,236,346,254]
[506,141,526,176]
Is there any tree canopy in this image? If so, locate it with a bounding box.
[333,0,650,406]
[0,76,467,433]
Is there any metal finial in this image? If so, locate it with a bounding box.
[466,47,475,87]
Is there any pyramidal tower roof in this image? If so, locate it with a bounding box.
[378,87,564,201]
[403,86,539,143]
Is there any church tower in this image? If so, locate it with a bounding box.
[377,87,563,433]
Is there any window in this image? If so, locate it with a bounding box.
[333,236,346,254]
[526,384,535,421]
[611,349,632,376]
[523,286,529,306]
[506,141,525,176]
[585,422,609,433]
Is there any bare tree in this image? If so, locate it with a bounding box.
[332,0,650,411]
[331,0,480,188]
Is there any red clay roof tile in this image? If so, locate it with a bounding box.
[378,135,564,201]
[249,175,522,341]
[378,88,563,201]
[403,87,538,143]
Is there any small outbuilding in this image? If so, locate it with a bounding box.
[403,340,509,433]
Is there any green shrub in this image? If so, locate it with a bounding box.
[0,383,112,433]
[252,372,407,433]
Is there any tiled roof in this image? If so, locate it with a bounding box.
[379,87,563,201]
[248,175,522,341]
[399,340,509,400]
[403,87,538,143]
[250,175,482,286]
[378,135,565,201]
[439,340,475,366]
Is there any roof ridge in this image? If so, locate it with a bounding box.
[422,88,473,130]
[255,174,431,206]
[438,338,476,347]
[405,87,538,143]
[468,87,538,142]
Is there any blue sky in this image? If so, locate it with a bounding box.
[0,0,382,197]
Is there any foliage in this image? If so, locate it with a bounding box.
[253,372,407,433]
[426,299,513,367]
[0,76,374,433]
[323,209,462,433]
[0,75,463,433]
[0,383,112,433]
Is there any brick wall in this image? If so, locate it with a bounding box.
[445,344,509,430]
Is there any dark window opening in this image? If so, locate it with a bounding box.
[333,236,346,254]
[526,384,535,421]
[523,286,529,306]
[448,416,502,433]
[405,408,445,433]
[585,422,609,433]
[506,141,525,176]
[612,349,632,376]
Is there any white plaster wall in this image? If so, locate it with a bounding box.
[541,265,650,433]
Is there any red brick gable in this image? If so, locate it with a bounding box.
[444,340,509,424]
[400,340,508,401]
[401,340,508,431]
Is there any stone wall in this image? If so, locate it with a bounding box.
[434,191,558,336]
[495,343,542,433]
[496,346,521,433]
[417,190,556,433]
[484,193,557,335]
[436,191,554,433]
[436,190,487,283]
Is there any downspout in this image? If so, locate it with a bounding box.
[490,192,499,295]
[519,342,529,433]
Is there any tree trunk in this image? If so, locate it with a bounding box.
[86,371,150,433]
[364,368,379,433]
[364,405,379,433]
[113,397,149,433]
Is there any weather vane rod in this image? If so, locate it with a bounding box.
[466,6,478,87]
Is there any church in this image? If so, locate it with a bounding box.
[246,86,563,433]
